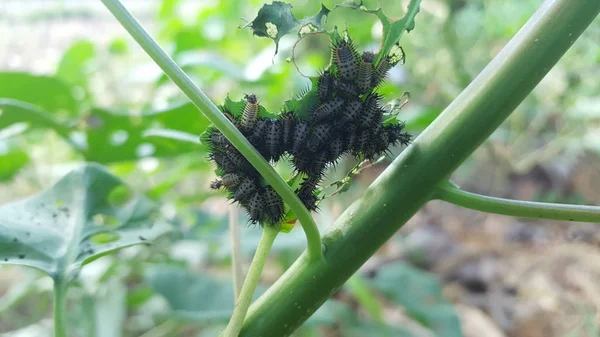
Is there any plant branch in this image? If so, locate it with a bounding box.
[53,279,68,337]
[238,1,600,336]
[435,182,600,222]
[222,225,279,337]
[100,0,322,261]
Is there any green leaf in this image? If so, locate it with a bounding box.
[158,0,181,20]
[1,99,210,162]
[146,264,351,327]
[56,40,96,91]
[0,163,170,282]
[368,262,463,337]
[145,264,237,322]
[80,102,210,163]
[0,73,78,116]
[108,38,129,56]
[247,1,330,55]
[0,147,29,182]
[336,0,421,65]
[0,99,71,138]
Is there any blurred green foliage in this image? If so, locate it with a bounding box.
[0,0,598,336]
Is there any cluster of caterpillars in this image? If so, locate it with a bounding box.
[207,36,411,226]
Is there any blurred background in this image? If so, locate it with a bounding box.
[0,0,599,336]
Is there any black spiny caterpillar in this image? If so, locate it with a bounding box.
[206,33,411,226]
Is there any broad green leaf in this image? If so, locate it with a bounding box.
[368,262,463,337]
[80,102,210,163]
[0,72,78,116]
[0,99,70,137]
[0,145,30,182]
[0,163,170,282]
[145,264,237,322]
[146,264,351,326]
[246,1,330,55]
[1,99,208,162]
[56,40,96,91]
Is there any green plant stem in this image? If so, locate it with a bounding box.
[238,1,600,336]
[53,280,68,337]
[435,182,600,222]
[229,207,243,299]
[100,0,322,262]
[222,225,279,337]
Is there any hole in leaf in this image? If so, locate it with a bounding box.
[136,143,156,157]
[91,232,120,244]
[110,130,129,146]
[108,185,133,208]
[69,131,88,150]
[138,158,159,172]
[92,214,106,226]
[92,214,120,228]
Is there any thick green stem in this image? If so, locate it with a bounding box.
[100,0,322,261]
[53,280,68,337]
[222,226,279,337]
[435,182,600,222]
[238,1,600,336]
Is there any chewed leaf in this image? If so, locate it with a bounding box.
[246,1,330,56]
[335,0,421,65]
[0,163,170,282]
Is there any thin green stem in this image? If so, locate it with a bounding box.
[435,182,600,222]
[53,280,68,337]
[222,225,279,337]
[229,207,243,299]
[100,0,322,261]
